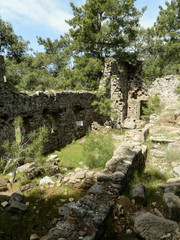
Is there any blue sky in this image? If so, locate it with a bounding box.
[0,0,168,52]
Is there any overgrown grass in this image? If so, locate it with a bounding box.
[58,140,85,170]
[165,148,180,163]
[124,168,168,206]
[141,94,164,120]
[57,131,115,170]
[83,132,114,169]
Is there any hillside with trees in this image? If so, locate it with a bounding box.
[0,0,179,91]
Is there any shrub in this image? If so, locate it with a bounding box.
[141,94,164,119]
[83,133,114,169]
[2,121,48,173]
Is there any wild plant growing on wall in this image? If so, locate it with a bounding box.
[0,117,48,174]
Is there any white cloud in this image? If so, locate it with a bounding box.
[0,0,73,33]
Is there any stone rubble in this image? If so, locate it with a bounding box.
[133,211,179,240]
[40,127,148,240]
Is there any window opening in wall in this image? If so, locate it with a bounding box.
[76,121,83,127]
[13,116,23,144]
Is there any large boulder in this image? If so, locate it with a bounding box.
[163,192,180,221]
[133,211,179,240]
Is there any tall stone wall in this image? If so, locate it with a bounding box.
[0,90,96,154]
[99,58,146,125]
[0,56,97,155]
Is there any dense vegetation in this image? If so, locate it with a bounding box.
[1,0,179,91]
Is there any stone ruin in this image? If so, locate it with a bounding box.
[0,55,97,155]
[99,57,148,128]
[0,55,148,155]
[1,55,180,239]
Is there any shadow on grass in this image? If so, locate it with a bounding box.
[123,168,168,206]
[0,185,86,240]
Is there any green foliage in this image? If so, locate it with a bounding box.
[58,141,85,170]
[27,126,49,162]
[2,119,49,172]
[141,94,164,119]
[67,0,145,62]
[92,90,113,117]
[125,168,167,205]
[142,0,180,81]
[0,17,29,62]
[83,133,114,168]
[165,147,180,163]
[59,56,103,90]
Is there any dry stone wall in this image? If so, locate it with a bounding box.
[99,58,147,126]
[40,127,148,240]
[0,56,97,155]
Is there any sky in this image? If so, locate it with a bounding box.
[0,0,168,52]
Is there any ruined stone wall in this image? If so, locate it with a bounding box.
[0,90,96,154]
[99,58,146,124]
[0,56,96,155]
[40,126,148,240]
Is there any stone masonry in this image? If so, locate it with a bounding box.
[0,56,147,155]
[99,58,148,127]
[0,56,97,155]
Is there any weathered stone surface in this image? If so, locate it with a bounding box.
[149,149,165,158]
[20,181,38,192]
[30,234,40,240]
[1,201,8,208]
[9,189,24,204]
[96,172,111,182]
[133,211,179,240]
[0,177,9,191]
[164,185,180,195]
[9,201,28,211]
[58,206,70,217]
[0,192,11,202]
[173,165,180,176]
[129,184,146,205]
[88,182,104,195]
[46,155,59,162]
[123,118,136,129]
[163,193,180,221]
[149,135,176,143]
[63,170,95,190]
[40,176,55,185]
[17,162,37,173]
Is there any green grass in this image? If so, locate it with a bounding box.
[53,131,115,171]
[124,168,168,206]
[59,140,85,170]
[165,148,180,163]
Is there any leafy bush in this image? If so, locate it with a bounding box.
[83,133,114,169]
[92,90,113,117]
[2,118,49,173]
[141,94,164,119]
